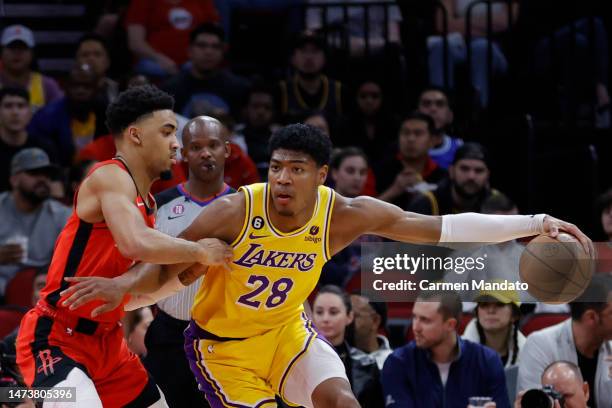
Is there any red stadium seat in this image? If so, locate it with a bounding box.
[458,314,473,334]
[387,302,413,320]
[5,268,36,307]
[344,273,362,294]
[520,313,570,336]
[0,306,26,338]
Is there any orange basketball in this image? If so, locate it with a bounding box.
[519,233,594,304]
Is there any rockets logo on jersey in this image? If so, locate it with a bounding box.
[234,243,317,272]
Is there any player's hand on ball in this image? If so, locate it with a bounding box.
[542,215,594,257]
[197,238,233,269]
[60,276,126,317]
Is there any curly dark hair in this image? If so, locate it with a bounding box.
[105,85,174,135]
[268,123,332,167]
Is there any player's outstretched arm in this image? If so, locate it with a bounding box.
[61,192,245,316]
[331,195,593,255]
[83,165,232,265]
[61,261,195,316]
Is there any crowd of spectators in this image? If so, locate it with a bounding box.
[1,0,611,407]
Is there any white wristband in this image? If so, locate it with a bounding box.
[439,213,546,243]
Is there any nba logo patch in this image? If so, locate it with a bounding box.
[173,204,185,215]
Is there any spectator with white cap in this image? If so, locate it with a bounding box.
[0,25,63,112]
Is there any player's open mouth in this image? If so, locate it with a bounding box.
[201,163,216,171]
[276,193,292,204]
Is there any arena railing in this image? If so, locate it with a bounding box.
[296,0,399,58]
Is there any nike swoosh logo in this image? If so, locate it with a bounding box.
[249,232,269,240]
[167,215,184,220]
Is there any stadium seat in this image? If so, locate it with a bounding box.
[520,313,570,336]
[0,306,26,338]
[5,268,36,308]
[387,302,413,320]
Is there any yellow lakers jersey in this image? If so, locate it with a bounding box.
[191,183,335,338]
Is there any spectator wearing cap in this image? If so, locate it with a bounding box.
[350,292,393,370]
[409,142,500,215]
[279,30,345,124]
[0,25,63,112]
[28,64,108,166]
[75,33,119,106]
[377,111,447,208]
[0,87,40,192]
[0,148,70,299]
[162,23,250,118]
[462,287,525,368]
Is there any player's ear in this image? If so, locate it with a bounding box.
[127,126,142,146]
[583,381,590,401]
[317,164,328,185]
[9,174,19,190]
[181,146,188,163]
[224,141,231,159]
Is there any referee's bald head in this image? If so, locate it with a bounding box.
[182,115,222,146]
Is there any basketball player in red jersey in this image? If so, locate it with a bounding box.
[16,85,232,408]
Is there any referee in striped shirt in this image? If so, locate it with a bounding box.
[143,116,234,408]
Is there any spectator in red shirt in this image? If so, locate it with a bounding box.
[125,0,219,78]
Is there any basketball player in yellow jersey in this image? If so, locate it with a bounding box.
[63,123,593,408]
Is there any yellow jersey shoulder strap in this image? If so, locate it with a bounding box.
[231,184,255,247]
[29,72,45,110]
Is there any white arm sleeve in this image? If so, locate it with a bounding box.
[439,213,546,243]
[124,275,185,311]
